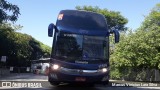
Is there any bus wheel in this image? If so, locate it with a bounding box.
[102,80,109,85]
[87,83,95,87]
[50,82,60,86]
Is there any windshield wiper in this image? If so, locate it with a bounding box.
[92,58,103,60]
[83,57,103,60]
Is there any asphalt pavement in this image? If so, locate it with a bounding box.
[0,73,160,90]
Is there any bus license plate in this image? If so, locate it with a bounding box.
[75,77,86,81]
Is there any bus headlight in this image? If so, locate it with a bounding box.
[51,64,60,70]
[99,68,108,73]
[102,68,107,73]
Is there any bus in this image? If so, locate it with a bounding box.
[47,10,119,85]
[31,58,50,74]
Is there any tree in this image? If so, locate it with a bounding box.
[139,3,160,69]
[76,6,128,31]
[0,1,51,67]
[0,0,20,24]
[141,4,160,30]
[0,23,51,67]
[110,3,160,80]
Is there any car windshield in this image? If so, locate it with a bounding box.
[55,32,108,61]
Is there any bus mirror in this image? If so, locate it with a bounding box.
[111,29,120,43]
[48,23,55,37]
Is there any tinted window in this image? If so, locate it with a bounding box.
[56,10,107,31]
[56,33,83,61]
[55,32,108,61]
[82,36,107,60]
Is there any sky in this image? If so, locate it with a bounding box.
[7,0,160,47]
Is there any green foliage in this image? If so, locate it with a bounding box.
[76,6,128,31]
[0,0,20,23]
[0,0,51,66]
[110,3,160,80]
[0,23,51,66]
[141,4,160,30]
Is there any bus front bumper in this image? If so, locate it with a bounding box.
[48,68,109,83]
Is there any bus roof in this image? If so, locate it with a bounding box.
[56,10,108,35]
[32,58,50,63]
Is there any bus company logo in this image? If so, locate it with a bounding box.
[58,14,64,20]
[79,29,88,34]
[2,82,11,87]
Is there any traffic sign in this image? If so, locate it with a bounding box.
[1,56,7,62]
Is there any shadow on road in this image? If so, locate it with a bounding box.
[51,84,101,90]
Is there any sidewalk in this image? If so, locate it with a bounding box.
[0,68,10,77]
[0,73,29,80]
[0,73,48,81]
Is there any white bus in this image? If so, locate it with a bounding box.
[31,58,50,74]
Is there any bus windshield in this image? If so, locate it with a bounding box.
[56,10,107,31]
[55,32,108,61]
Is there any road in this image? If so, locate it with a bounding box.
[0,73,160,90]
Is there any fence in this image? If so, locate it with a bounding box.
[0,66,30,74]
[115,68,160,82]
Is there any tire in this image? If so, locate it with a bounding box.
[102,80,109,85]
[87,83,95,87]
[48,75,60,86]
[50,82,60,86]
